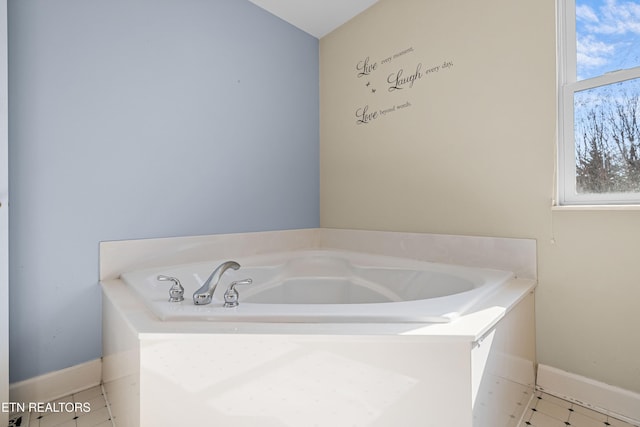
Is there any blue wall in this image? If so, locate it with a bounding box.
[8,0,319,382]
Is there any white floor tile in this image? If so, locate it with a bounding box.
[518,392,640,427]
[542,393,573,409]
[535,399,572,421]
[528,410,568,427]
[37,409,76,427]
[8,383,638,427]
[15,387,114,427]
[71,387,103,404]
[75,406,111,427]
[568,409,610,427]
[572,402,609,422]
[607,417,640,427]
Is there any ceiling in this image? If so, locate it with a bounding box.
[248,0,380,39]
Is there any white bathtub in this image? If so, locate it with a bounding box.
[121,249,513,323]
[102,229,537,427]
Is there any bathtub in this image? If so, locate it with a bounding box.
[121,249,513,323]
[101,229,537,427]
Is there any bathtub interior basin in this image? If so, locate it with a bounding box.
[120,249,513,323]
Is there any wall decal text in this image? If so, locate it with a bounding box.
[352,46,454,125]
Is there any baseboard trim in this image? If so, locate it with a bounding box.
[537,364,640,424]
[9,359,102,404]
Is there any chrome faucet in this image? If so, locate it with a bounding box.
[223,278,253,308]
[193,261,240,305]
[157,275,185,302]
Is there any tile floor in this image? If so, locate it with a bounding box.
[7,385,639,427]
[8,385,113,427]
[518,391,639,427]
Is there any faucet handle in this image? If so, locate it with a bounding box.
[223,278,253,308]
[157,275,185,302]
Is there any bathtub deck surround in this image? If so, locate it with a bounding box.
[100,228,537,426]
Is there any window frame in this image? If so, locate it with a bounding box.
[557,0,640,206]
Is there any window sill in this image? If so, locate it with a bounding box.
[552,204,640,211]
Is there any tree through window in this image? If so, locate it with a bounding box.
[558,0,640,205]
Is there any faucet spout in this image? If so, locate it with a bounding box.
[193,260,240,305]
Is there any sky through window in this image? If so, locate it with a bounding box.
[576,0,640,80]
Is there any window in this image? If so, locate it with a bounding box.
[558,0,640,205]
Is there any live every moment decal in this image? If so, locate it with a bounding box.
[355,46,454,125]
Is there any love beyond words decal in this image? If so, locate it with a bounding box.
[353,46,454,125]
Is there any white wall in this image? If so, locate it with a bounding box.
[8,0,319,383]
[0,0,8,421]
[320,0,640,394]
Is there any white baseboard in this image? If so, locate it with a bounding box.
[9,359,102,404]
[537,364,640,424]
